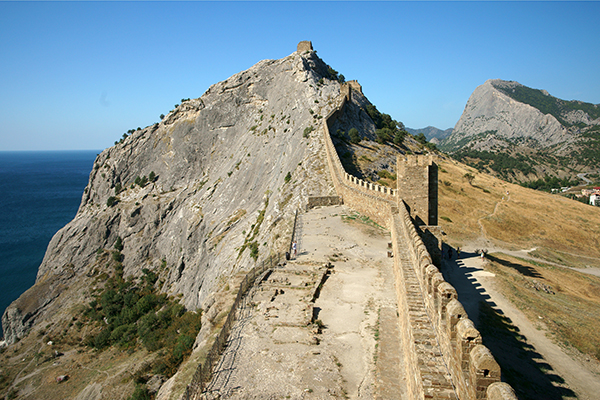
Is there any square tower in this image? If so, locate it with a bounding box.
[396,154,438,226]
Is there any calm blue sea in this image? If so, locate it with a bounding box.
[0,150,98,334]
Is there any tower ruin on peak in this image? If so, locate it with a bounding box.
[297,41,313,53]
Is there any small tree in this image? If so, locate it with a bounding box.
[160,114,165,120]
[148,171,156,183]
[249,241,259,261]
[348,128,361,144]
[464,173,475,185]
[375,128,392,144]
[303,126,314,138]
[107,196,117,207]
[284,172,292,184]
[415,132,428,145]
[114,236,124,252]
[393,130,406,145]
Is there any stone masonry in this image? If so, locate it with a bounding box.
[396,154,438,226]
[297,41,313,53]
[318,56,517,400]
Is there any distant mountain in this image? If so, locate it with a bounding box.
[440,79,600,183]
[406,126,453,143]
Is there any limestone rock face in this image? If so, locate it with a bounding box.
[442,79,572,152]
[2,48,346,344]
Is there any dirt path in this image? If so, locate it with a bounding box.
[474,193,600,276]
[443,253,600,400]
[202,205,403,399]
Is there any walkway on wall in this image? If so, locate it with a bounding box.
[392,213,456,399]
[199,205,405,399]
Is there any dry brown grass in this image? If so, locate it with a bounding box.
[485,253,600,360]
[0,331,152,400]
[438,157,600,265]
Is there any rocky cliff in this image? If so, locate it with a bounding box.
[442,80,575,152]
[2,45,365,345]
[441,79,600,181]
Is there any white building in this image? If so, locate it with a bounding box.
[590,194,600,206]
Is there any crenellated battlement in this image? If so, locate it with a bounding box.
[318,74,516,400]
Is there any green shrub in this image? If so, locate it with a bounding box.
[349,128,361,144]
[377,170,396,180]
[303,126,314,138]
[112,251,123,263]
[393,130,407,145]
[128,385,151,400]
[284,172,292,184]
[414,132,428,145]
[249,241,259,260]
[114,237,123,251]
[83,258,202,377]
[107,196,117,207]
[375,128,392,144]
[425,142,437,151]
[135,175,148,188]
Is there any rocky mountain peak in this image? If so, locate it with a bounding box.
[441,79,600,182]
[442,79,572,153]
[2,43,364,344]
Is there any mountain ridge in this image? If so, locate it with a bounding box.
[440,79,600,182]
[406,126,453,143]
[2,47,347,345]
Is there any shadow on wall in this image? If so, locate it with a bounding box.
[440,253,576,400]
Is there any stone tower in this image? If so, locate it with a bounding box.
[297,41,313,53]
[396,154,438,226]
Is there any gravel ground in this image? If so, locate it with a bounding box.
[201,205,403,399]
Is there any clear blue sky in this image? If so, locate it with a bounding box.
[1,1,599,151]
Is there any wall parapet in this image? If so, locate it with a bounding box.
[321,90,397,216]
[319,80,514,400]
[393,203,509,400]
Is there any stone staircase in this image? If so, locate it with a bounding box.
[395,240,456,399]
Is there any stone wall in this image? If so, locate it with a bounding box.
[394,204,506,400]
[319,83,516,400]
[306,196,342,209]
[297,41,313,53]
[397,154,438,226]
[321,90,397,227]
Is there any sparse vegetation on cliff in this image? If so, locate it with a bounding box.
[106,196,117,207]
[452,148,535,179]
[365,104,408,146]
[493,82,600,127]
[83,243,202,379]
[348,128,361,144]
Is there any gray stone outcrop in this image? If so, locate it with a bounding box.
[444,79,572,152]
[2,46,342,344]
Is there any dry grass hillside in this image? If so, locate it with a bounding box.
[437,156,600,268]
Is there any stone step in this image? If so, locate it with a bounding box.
[394,232,456,399]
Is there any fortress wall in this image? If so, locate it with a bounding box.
[322,87,397,210]
[390,211,424,400]
[396,204,506,400]
[320,82,514,400]
[306,196,342,209]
